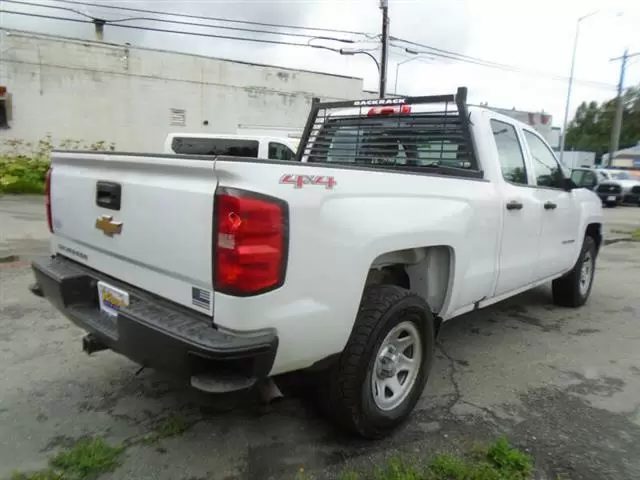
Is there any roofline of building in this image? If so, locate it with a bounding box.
[0,27,363,82]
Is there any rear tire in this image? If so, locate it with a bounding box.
[320,284,435,439]
[552,235,597,307]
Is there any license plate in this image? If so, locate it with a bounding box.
[607,195,616,201]
[97,281,130,317]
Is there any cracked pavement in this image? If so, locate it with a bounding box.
[1,195,640,479]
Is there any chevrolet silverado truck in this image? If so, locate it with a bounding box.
[30,87,603,438]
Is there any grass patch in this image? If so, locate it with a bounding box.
[334,437,532,480]
[141,413,190,445]
[10,437,124,480]
[631,228,640,241]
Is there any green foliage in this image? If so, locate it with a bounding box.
[10,437,124,480]
[326,437,533,480]
[565,85,640,159]
[0,156,50,194]
[48,438,124,479]
[485,437,532,477]
[141,413,191,444]
[0,137,116,194]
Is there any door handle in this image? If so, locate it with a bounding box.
[506,200,523,211]
[544,201,557,210]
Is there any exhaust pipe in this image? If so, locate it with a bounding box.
[258,377,284,404]
[82,334,108,354]
[28,282,44,298]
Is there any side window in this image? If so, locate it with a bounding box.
[490,119,528,185]
[171,138,259,157]
[268,142,296,161]
[523,130,564,188]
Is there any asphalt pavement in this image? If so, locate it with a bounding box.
[1,195,640,480]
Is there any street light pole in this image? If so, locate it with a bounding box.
[394,57,418,94]
[339,49,381,73]
[559,10,623,164]
[559,21,581,164]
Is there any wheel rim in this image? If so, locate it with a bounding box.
[371,321,422,411]
[579,250,594,296]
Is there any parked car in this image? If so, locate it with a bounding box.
[30,87,603,438]
[593,170,640,207]
[163,133,299,161]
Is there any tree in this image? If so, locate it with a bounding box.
[564,85,640,161]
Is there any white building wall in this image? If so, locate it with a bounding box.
[0,29,364,153]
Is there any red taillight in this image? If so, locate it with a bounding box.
[45,168,53,233]
[367,105,411,116]
[214,188,288,296]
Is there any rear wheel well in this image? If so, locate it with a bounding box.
[365,246,453,317]
[586,223,602,253]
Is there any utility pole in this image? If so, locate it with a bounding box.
[379,0,389,99]
[609,50,640,163]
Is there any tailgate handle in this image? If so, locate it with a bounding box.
[96,181,121,211]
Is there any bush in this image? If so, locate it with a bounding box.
[0,136,116,194]
[0,156,50,194]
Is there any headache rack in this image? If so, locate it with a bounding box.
[295,87,481,179]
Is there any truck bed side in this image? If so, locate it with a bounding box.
[212,158,502,374]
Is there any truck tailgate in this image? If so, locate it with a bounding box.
[49,151,217,315]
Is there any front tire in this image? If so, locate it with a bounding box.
[322,284,435,438]
[552,235,597,307]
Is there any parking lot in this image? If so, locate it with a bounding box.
[2,196,640,480]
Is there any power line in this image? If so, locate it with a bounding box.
[46,0,377,38]
[1,9,375,50]
[391,35,513,69]
[389,42,616,90]
[3,0,359,43]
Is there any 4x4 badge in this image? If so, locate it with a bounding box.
[95,215,123,236]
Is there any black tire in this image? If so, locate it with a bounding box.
[320,284,435,439]
[552,235,597,307]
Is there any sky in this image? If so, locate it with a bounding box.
[1,0,640,127]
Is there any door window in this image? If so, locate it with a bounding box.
[490,119,528,185]
[523,130,564,188]
[268,142,296,161]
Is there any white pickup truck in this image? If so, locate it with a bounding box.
[31,87,603,439]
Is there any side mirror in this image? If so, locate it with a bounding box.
[563,178,577,191]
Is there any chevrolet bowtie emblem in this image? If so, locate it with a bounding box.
[95,215,123,237]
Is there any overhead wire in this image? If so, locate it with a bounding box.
[45,0,379,38]
[0,10,375,50]
[2,0,360,43]
[389,42,617,91]
[2,1,619,91]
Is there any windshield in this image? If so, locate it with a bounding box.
[611,172,631,180]
[308,115,473,170]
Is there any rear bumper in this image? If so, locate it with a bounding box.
[31,255,278,379]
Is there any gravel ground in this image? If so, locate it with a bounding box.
[1,195,640,480]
